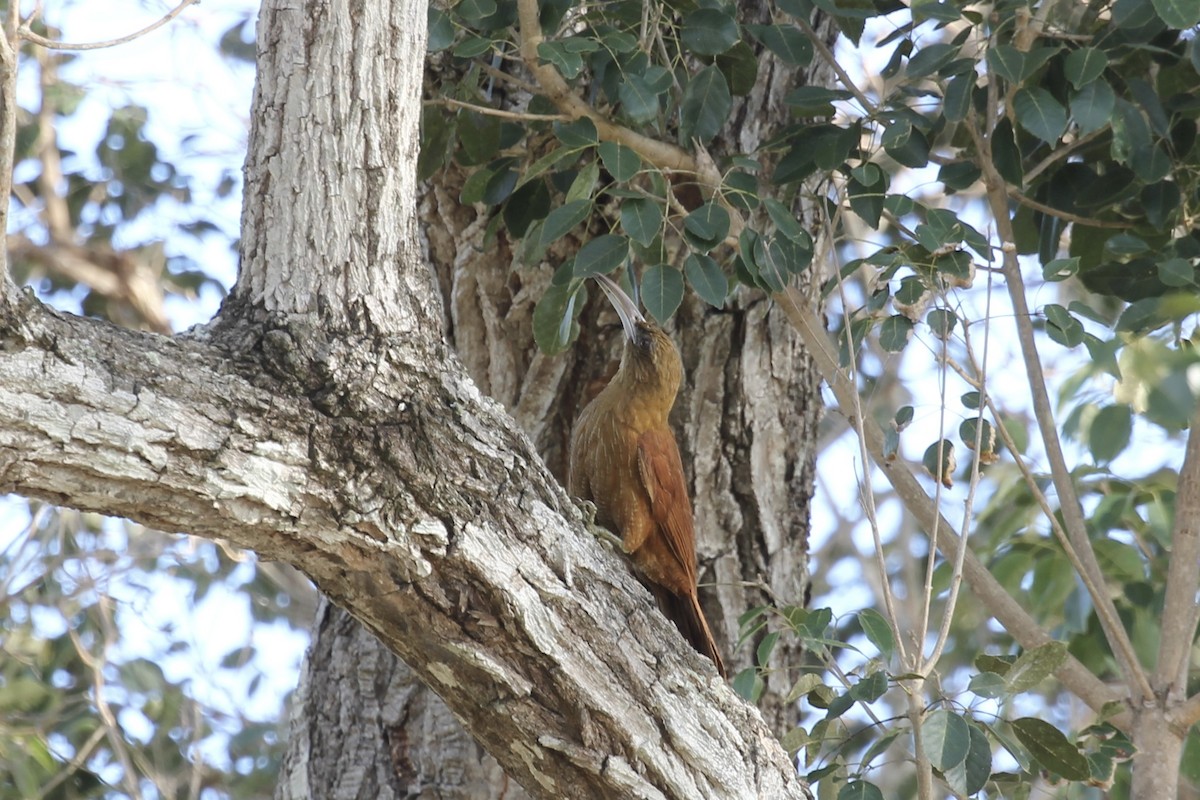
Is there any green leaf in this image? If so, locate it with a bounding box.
[926,307,957,340]
[533,282,584,354]
[503,179,550,236]
[879,315,914,352]
[756,631,780,664]
[427,7,454,52]
[882,121,930,168]
[968,671,1006,698]
[553,117,598,148]
[1045,303,1084,347]
[641,264,684,323]
[573,234,628,277]
[452,35,493,58]
[747,24,812,66]
[858,608,894,659]
[849,670,888,703]
[785,673,825,704]
[538,41,584,79]
[731,666,763,702]
[943,72,974,122]
[848,167,886,228]
[784,86,851,116]
[1006,641,1069,692]
[684,254,727,307]
[1152,0,1200,27]
[1043,257,1079,282]
[779,725,811,755]
[1090,404,1133,463]
[457,111,501,165]
[1064,47,1108,89]
[456,0,496,21]
[1015,88,1067,144]
[922,709,970,771]
[923,439,956,487]
[620,198,662,247]
[618,74,661,124]
[519,146,579,187]
[991,119,1024,186]
[598,141,641,182]
[683,201,731,252]
[945,723,992,797]
[907,43,961,78]
[1158,257,1195,288]
[1012,718,1090,781]
[716,41,758,96]
[763,198,807,242]
[565,161,600,203]
[837,781,884,800]
[682,8,739,55]
[680,66,731,144]
[987,45,1026,84]
[541,199,591,244]
[1142,181,1182,230]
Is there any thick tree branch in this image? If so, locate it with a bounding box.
[0,292,810,800]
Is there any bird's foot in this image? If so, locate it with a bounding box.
[573,498,625,551]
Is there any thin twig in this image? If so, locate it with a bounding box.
[426,96,568,122]
[923,274,994,672]
[69,614,146,800]
[19,0,199,51]
[794,15,876,117]
[773,287,1130,727]
[1025,128,1106,184]
[968,118,1154,704]
[825,210,911,670]
[1007,187,1131,229]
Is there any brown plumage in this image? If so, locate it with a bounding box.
[568,274,726,678]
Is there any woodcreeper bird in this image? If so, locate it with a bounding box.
[568,273,726,677]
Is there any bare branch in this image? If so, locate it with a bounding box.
[1007,187,1131,230]
[427,96,569,122]
[513,0,699,175]
[967,120,1154,703]
[773,288,1130,728]
[19,0,200,52]
[1155,409,1200,700]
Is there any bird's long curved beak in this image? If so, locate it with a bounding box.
[594,273,644,342]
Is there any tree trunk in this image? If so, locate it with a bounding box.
[0,0,815,798]
[274,1,837,795]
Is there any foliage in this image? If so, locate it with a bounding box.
[0,7,313,799]
[423,0,1200,795]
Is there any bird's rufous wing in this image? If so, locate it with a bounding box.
[636,429,698,585]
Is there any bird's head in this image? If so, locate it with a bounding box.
[594,273,682,402]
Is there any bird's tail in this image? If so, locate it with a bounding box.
[653,585,727,678]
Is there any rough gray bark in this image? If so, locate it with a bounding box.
[0,0,812,798]
[278,4,837,795]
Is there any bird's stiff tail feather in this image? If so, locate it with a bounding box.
[652,585,727,678]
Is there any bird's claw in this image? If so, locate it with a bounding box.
[573,498,625,551]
